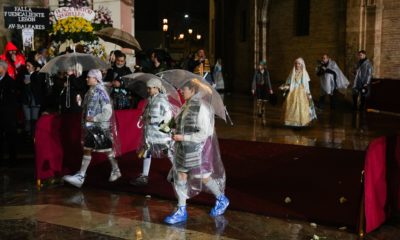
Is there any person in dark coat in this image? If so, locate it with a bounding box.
[18,58,46,135]
[251,60,273,125]
[0,60,18,166]
[188,49,214,85]
[104,50,132,82]
[42,72,64,114]
[110,78,131,110]
[150,50,167,74]
[59,67,87,114]
[352,50,373,111]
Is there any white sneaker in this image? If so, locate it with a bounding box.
[63,173,85,188]
[109,168,121,182]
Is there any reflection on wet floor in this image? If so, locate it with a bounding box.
[217,95,400,151]
[0,189,355,239]
[4,167,399,240]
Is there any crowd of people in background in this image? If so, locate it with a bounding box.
[0,37,372,166]
[0,41,226,168]
[254,50,373,127]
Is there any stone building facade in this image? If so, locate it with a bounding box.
[213,0,400,94]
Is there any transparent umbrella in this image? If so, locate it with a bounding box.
[40,52,110,75]
[122,72,183,110]
[157,69,231,123]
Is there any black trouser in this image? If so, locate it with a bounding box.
[0,110,18,166]
[318,93,336,109]
[352,92,366,111]
[0,126,17,166]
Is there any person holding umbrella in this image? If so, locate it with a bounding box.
[161,74,229,225]
[129,77,174,186]
[63,69,122,188]
[123,72,182,185]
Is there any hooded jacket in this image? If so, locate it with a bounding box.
[0,42,26,79]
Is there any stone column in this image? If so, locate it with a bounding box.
[253,0,268,68]
[371,0,383,78]
[254,0,259,68]
[346,0,383,78]
[260,0,268,63]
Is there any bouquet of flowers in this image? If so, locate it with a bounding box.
[93,6,113,31]
[52,17,96,43]
[48,6,112,59]
[84,40,107,60]
[58,0,89,8]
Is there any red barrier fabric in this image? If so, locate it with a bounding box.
[364,135,400,233]
[35,114,63,180]
[35,101,145,180]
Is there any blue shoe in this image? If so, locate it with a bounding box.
[164,206,188,224]
[210,195,230,217]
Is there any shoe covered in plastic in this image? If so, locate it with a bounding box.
[164,206,188,224]
[129,174,149,186]
[109,168,121,182]
[210,195,230,217]
[63,173,85,188]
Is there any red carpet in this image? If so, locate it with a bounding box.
[77,139,365,231]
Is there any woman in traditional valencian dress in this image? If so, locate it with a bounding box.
[283,58,317,127]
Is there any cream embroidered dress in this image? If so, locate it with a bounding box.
[283,58,317,127]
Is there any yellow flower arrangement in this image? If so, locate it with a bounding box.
[49,7,111,58]
[52,17,93,34]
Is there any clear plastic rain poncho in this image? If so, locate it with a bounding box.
[316,59,349,95]
[157,69,227,198]
[122,73,182,158]
[81,70,121,157]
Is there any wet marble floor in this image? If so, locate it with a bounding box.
[1,166,400,240]
[216,94,400,151]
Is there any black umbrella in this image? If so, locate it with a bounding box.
[95,27,142,51]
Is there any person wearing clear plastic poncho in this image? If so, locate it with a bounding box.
[315,54,349,110]
[164,79,229,225]
[63,69,122,188]
[130,78,173,186]
[352,50,373,111]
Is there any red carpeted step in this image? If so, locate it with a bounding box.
[80,139,364,231]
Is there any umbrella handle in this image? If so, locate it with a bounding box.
[65,77,71,108]
[137,116,144,129]
[224,106,234,126]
